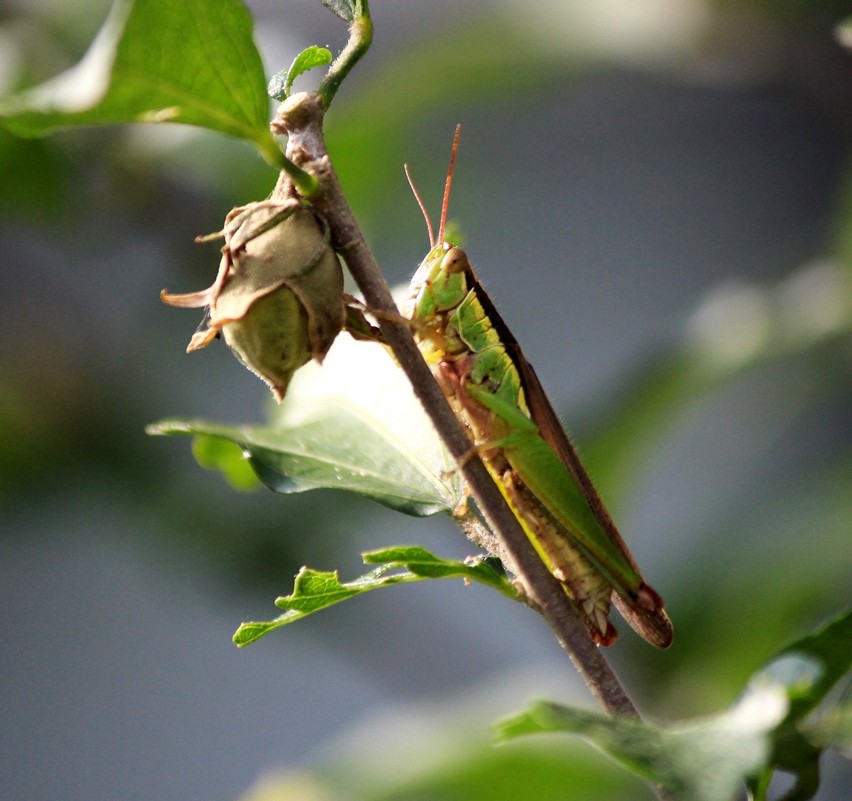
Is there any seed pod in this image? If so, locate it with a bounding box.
[161,195,345,402]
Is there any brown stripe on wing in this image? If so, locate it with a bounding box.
[461,258,673,648]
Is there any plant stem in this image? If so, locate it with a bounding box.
[273,92,644,722]
[318,0,373,109]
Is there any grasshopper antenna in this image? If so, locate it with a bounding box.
[405,124,462,249]
[404,163,435,249]
[438,124,461,246]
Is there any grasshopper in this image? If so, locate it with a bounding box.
[403,127,673,648]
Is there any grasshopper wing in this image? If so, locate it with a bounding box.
[513,350,673,648]
[470,279,673,648]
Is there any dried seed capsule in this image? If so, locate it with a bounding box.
[161,192,345,401]
[220,283,312,402]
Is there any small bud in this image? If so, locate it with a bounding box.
[161,190,345,402]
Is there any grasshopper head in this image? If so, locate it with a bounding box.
[404,126,469,324]
[406,243,472,325]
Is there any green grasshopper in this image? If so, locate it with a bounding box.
[403,128,673,648]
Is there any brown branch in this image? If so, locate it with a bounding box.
[271,92,642,720]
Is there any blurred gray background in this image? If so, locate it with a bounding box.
[1,1,850,799]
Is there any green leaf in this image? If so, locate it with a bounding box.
[268,46,333,100]
[241,716,640,800]
[753,608,852,724]
[743,609,852,801]
[0,129,68,218]
[363,546,517,598]
[496,691,787,801]
[0,0,277,158]
[233,546,519,646]
[320,0,356,22]
[496,610,852,801]
[148,335,465,517]
[191,434,260,491]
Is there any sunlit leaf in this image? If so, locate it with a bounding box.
[362,545,517,598]
[497,610,852,801]
[0,0,276,157]
[148,335,464,517]
[233,546,519,646]
[743,610,852,801]
[753,610,852,725]
[268,46,333,100]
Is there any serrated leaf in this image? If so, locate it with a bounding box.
[0,0,275,154]
[320,0,356,23]
[233,546,520,646]
[148,335,465,516]
[268,46,333,100]
[362,546,517,598]
[496,610,852,801]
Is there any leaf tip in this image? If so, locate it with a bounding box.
[233,622,268,647]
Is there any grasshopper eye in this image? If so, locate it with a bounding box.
[443,247,469,275]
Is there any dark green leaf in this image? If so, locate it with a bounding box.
[0,129,68,217]
[233,546,520,646]
[268,46,333,100]
[0,0,276,158]
[148,336,465,517]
